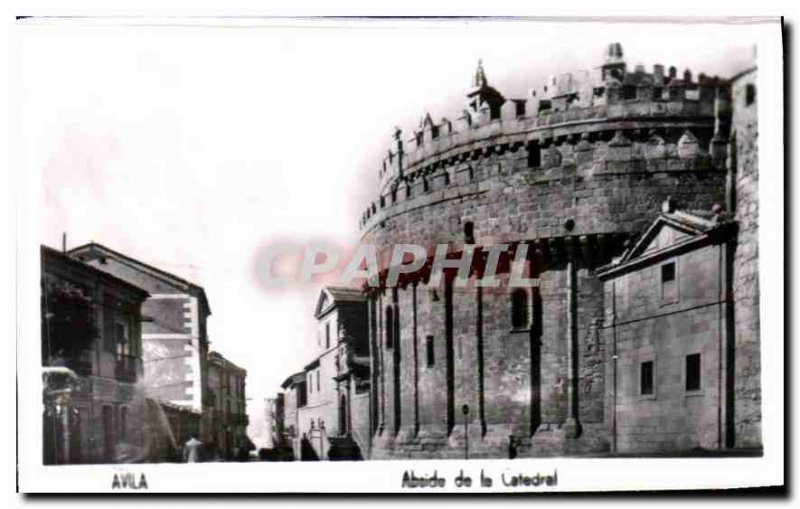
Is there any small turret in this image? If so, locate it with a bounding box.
[606,42,624,65]
[601,42,626,82]
[466,60,505,121]
[473,59,488,89]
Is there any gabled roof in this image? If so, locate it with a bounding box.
[619,209,718,264]
[208,351,246,374]
[314,286,365,319]
[280,372,306,390]
[42,245,150,300]
[597,204,736,280]
[68,242,211,315]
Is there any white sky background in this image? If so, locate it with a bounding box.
[15,18,755,448]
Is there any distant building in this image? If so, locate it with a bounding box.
[597,204,739,453]
[284,286,370,460]
[69,243,214,445]
[207,351,250,459]
[280,372,306,458]
[41,245,149,464]
[265,394,285,449]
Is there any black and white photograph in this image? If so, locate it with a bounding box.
[10,13,784,494]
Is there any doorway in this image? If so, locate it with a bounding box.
[339,394,348,436]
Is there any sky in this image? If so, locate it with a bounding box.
[14,18,756,447]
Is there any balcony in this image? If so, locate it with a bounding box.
[115,355,138,383]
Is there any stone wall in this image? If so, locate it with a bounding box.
[730,66,761,448]
[603,243,729,453]
[351,392,372,456]
[364,116,726,459]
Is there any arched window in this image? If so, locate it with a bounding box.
[464,221,475,244]
[385,306,394,349]
[511,289,529,329]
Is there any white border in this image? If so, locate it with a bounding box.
[10,16,784,494]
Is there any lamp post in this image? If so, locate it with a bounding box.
[461,404,470,460]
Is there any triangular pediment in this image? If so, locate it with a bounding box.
[621,213,713,263]
[315,289,332,318]
[314,286,365,319]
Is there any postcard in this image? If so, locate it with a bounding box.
[12,16,784,493]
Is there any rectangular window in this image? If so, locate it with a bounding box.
[308,374,312,393]
[640,360,654,396]
[527,142,541,168]
[316,371,320,392]
[746,84,756,106]
[426,335,435,367]
[325,323,330,349]
[114,321,129,357]
[686,353,702,391]
[661,262,677,302]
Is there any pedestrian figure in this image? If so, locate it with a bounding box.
[183,433,203,463]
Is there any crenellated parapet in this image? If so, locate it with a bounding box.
[365,43,734,233]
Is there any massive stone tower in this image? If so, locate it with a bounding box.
[360,44,732,458]
[728,60,760,449]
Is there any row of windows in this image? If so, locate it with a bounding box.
[639,353,702,396]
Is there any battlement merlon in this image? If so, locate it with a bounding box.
[375,43,731,194]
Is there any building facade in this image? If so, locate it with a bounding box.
[356,43,759,459]
[265,394,285,449]
[597,204,739,453]
[207,351,250,459]
[42,245,149,464]
[278,287,370,460]
[280,372,306,458]
[69,243,215,446]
